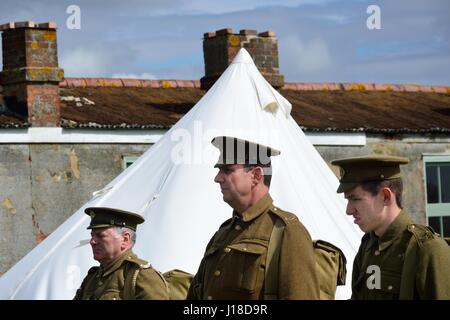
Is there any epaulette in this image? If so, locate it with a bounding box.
[268,206,297,226]
[406,223,437,245]
[125,254,151,269]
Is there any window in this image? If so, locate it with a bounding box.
[423,155,450,238]
[122,156,139,170]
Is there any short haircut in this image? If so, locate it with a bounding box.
[360,178,403,208]
[114,226,137,245]
[244,162,272,187]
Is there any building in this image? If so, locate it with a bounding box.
[0,22,449,275]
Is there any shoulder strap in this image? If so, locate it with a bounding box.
[264,217,285,300]
[123,263,141,300]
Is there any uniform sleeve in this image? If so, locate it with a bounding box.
[134,268,169,300]
[415,238,450,299]
[278,218,320,299]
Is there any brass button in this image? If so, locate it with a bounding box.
[374,250,380,256]
[98,281,103,286]
[243,247,247,251]
[387,285,393,291]
[214,270,221,277]
[273,207,278,211]
[224,247,231,253]
[207,296,213,300]
[235,225,242,230]
[380,174,385,179]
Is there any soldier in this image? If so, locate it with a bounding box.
[187,136,319,300]
[331,155,450,299]
[74,207,169,300]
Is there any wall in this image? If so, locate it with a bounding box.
[0,143,149,275]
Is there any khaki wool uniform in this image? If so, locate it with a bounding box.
[74,249,169,300]
[187,194,320,300]
[352,210,450,299]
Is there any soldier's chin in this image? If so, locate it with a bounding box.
[357,223,369,233]
[93,252,102,261]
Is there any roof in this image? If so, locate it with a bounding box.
[1,79,450,133]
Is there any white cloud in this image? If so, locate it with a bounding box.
[60,48,109,77]
[111,73,157,80]
[281,35,333,75]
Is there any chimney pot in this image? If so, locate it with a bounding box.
[203,31,216,39]
[258,31,276,37]
[14,21,35,28]
[215,28,233,36]
[239,29,257,36]
[36,22,57,29]
[0,22,14,31]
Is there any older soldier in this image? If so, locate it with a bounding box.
[331,155,450,299]
[74,207,169,300]
[187,136,319,300]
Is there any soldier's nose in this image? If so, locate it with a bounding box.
[214,172,222,183]
[346,202,355,215]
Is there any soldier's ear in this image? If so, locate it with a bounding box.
[121,230,132,247]
[251,166,264,184]
[381,187,393,205]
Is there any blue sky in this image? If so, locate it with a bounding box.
[0,0,449,85]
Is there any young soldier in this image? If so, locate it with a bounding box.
[331,155,450,299]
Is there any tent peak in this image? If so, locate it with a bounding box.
[231,48,255,65]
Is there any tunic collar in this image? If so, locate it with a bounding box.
[233,193,273,223]
[366,210,412,252]
[100,248,134,277]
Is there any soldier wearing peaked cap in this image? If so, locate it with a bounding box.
[73,207,169,300]
[331,155,450,299]
[187,136,320,300]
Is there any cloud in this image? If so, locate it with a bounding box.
[280,35,333,75]
[60,48,109,77]
[111,72,157,80]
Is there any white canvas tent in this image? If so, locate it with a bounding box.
[0,48,362,299]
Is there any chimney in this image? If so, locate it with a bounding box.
[201,28,284,90]
[0,21,64,127]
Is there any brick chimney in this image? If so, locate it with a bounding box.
[201,28,284,90]
[0,21,64,126]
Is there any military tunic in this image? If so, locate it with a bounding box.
[74,249,169,300]
[187,194,319,300]
[352,210,450,299]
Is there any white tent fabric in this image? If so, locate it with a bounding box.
[0,48,362,299]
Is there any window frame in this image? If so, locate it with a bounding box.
[423,154,450,237]
[122,155,139,170]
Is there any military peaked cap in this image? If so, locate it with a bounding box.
[211,136,280,168]
[84,207,145,231]
[331,155,409,193]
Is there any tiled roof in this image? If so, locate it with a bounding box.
[1,79,449,132]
